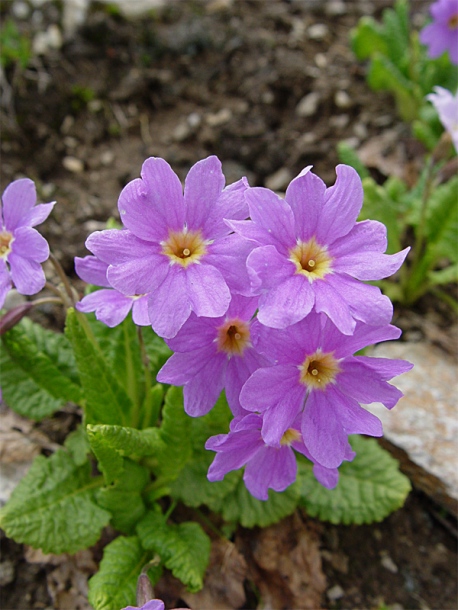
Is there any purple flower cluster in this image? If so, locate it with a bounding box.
[420,0,458,64]
[0,179,54,309]
[77,156,412,500]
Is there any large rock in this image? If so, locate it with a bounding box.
[367,341,458,515]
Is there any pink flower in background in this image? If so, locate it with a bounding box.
[420,0,458,64]
[240,312,413,469]
[75,255,150,327]
[228,165,409,335]
[157,294,270,417]
[0,178,54,309]
[86,156,252,339]
[427,86,458,151]
[206,413,353,500]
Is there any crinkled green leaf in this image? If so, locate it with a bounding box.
[428,263,458,286]
[382,0,409,66]
[95,461,149,534]
[361,177,404,253]
[65,308,132,426]
[298,435,411,525]
[0,449,109,554]
[0,346,63,420]
[1,316,82,418]
[137,512,210,593]
[88,536,158,610]
[171,454,241,512]
[426,175,458,257]
[221,477,300,528]
[337,142,369,180]
[350,16,388,60]
[141,326,173,379]
[64,425,91,466]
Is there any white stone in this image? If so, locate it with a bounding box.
[307,24,329,41]
[63,156,84,173]
[206,108,232,127]
[367,342,458,502]
[32,25,63,55]
[296,92,321,117]
[326,584,345,601]
[265,167,292,192]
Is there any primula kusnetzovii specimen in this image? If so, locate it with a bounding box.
[420,0,458,64]
[75,155,413,500]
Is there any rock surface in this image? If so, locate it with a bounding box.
[368,341,458,514]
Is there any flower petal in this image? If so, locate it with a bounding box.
[186,263,231,318]
[285,166,326,241]
[328,386,383,436]
[8,254,46,296]
[260,387,304,446]
[0,259,12,309]
[313,277,355,335]
[316,165,363,244]
[184,156,225,235]
[257,274,315,328]
[107,255,169,296]
[240,364,302,412]
[75,256,110,287]
[86,229,156,264]
[157,346,216,386]
[131,296,151,326]
[205,234,253,296]
[76,289,133,327]
[24,202,55,228]
[246,187,296,252]
[246,244,295,294]
[330,220,388,257]
[333,247,410,280]
[244,445,297,500]
[148,268,192,338]
[11,227,49,263]
[183,355,226,416]
[1,178,36,231]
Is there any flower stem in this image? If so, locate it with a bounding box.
[48,252,77,307]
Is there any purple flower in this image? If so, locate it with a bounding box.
[206,413,353,500]
[75,255,150,327]
[85,156,252,338]
[420,0,458,64]
[426,86,458,151]
[0,179,54,309]
[240,312,413,470]
[157,294,270,417]
[122,601,165,610]
[227,165,409,335]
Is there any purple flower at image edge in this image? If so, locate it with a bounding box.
[426,86,458,152]
[228,164,409,335]
[0,179,55,309]
[420,0,458,64]
[205,413,353,501]
[121,600,188,610]
[157,293,271,417]
[239,312,413,470]
[85,156,253,339]
[75,255,150,327]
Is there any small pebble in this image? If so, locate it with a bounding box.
[62,156,84,173]
[12,1,30,18]
[296,92,321,117]
[307,24,329,41]
[325,0,346,16]
[315,53,328,68]
[206,108,232,127]
[187,112,202,128]
[380,551,399,574]
[326,584,345,601]
[100,150,115,166]
[334,90,352,109]
[265,167,292,192]
[0,560,15,587]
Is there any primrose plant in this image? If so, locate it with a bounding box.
[0,157,413,610]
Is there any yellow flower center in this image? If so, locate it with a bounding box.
[280,428,302,446]
[289,236,332,282]
[216,318,251,356]
[0,231,13,259]
[448,13,458,28]
[161,228,208,268]
[299,350,340,390]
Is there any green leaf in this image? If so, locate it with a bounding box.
[171,454,241,512]
[350,17,388,60]
[95,460,149,534]
[221,476,300,528]
[88,536,157,610]
[298,435,411,525]
[0,449,109,554]
[0,346,63,420]
[367,55,418,122]
[137,512,210,593]
[336,142,369,180]
[65,308,132,426]
[426,175,458,257]
[1,316,83,415]
[154,386,192,481]
[64,426,91,466]
[382,0,409,66]
[428,263,458,286]
[141,326,173,379]
[360,177,404,253]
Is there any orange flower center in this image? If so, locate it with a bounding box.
[448,13,458,29]
[216,318,251,356]
[299,350,340,390]
[0,231,13,259]
[161,228,208,268]
[289,236,332,282]
[280,428,302,446]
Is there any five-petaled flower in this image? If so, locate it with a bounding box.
[85,156,253,338]
[426,86,458,152]
[157,293,270,417]
[0,178,54,309]
[240,311,413,469]
[206,412,353,500]
[227,165,409,335]
[420,0,458,64]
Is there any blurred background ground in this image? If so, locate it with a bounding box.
[0,1,457,609]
